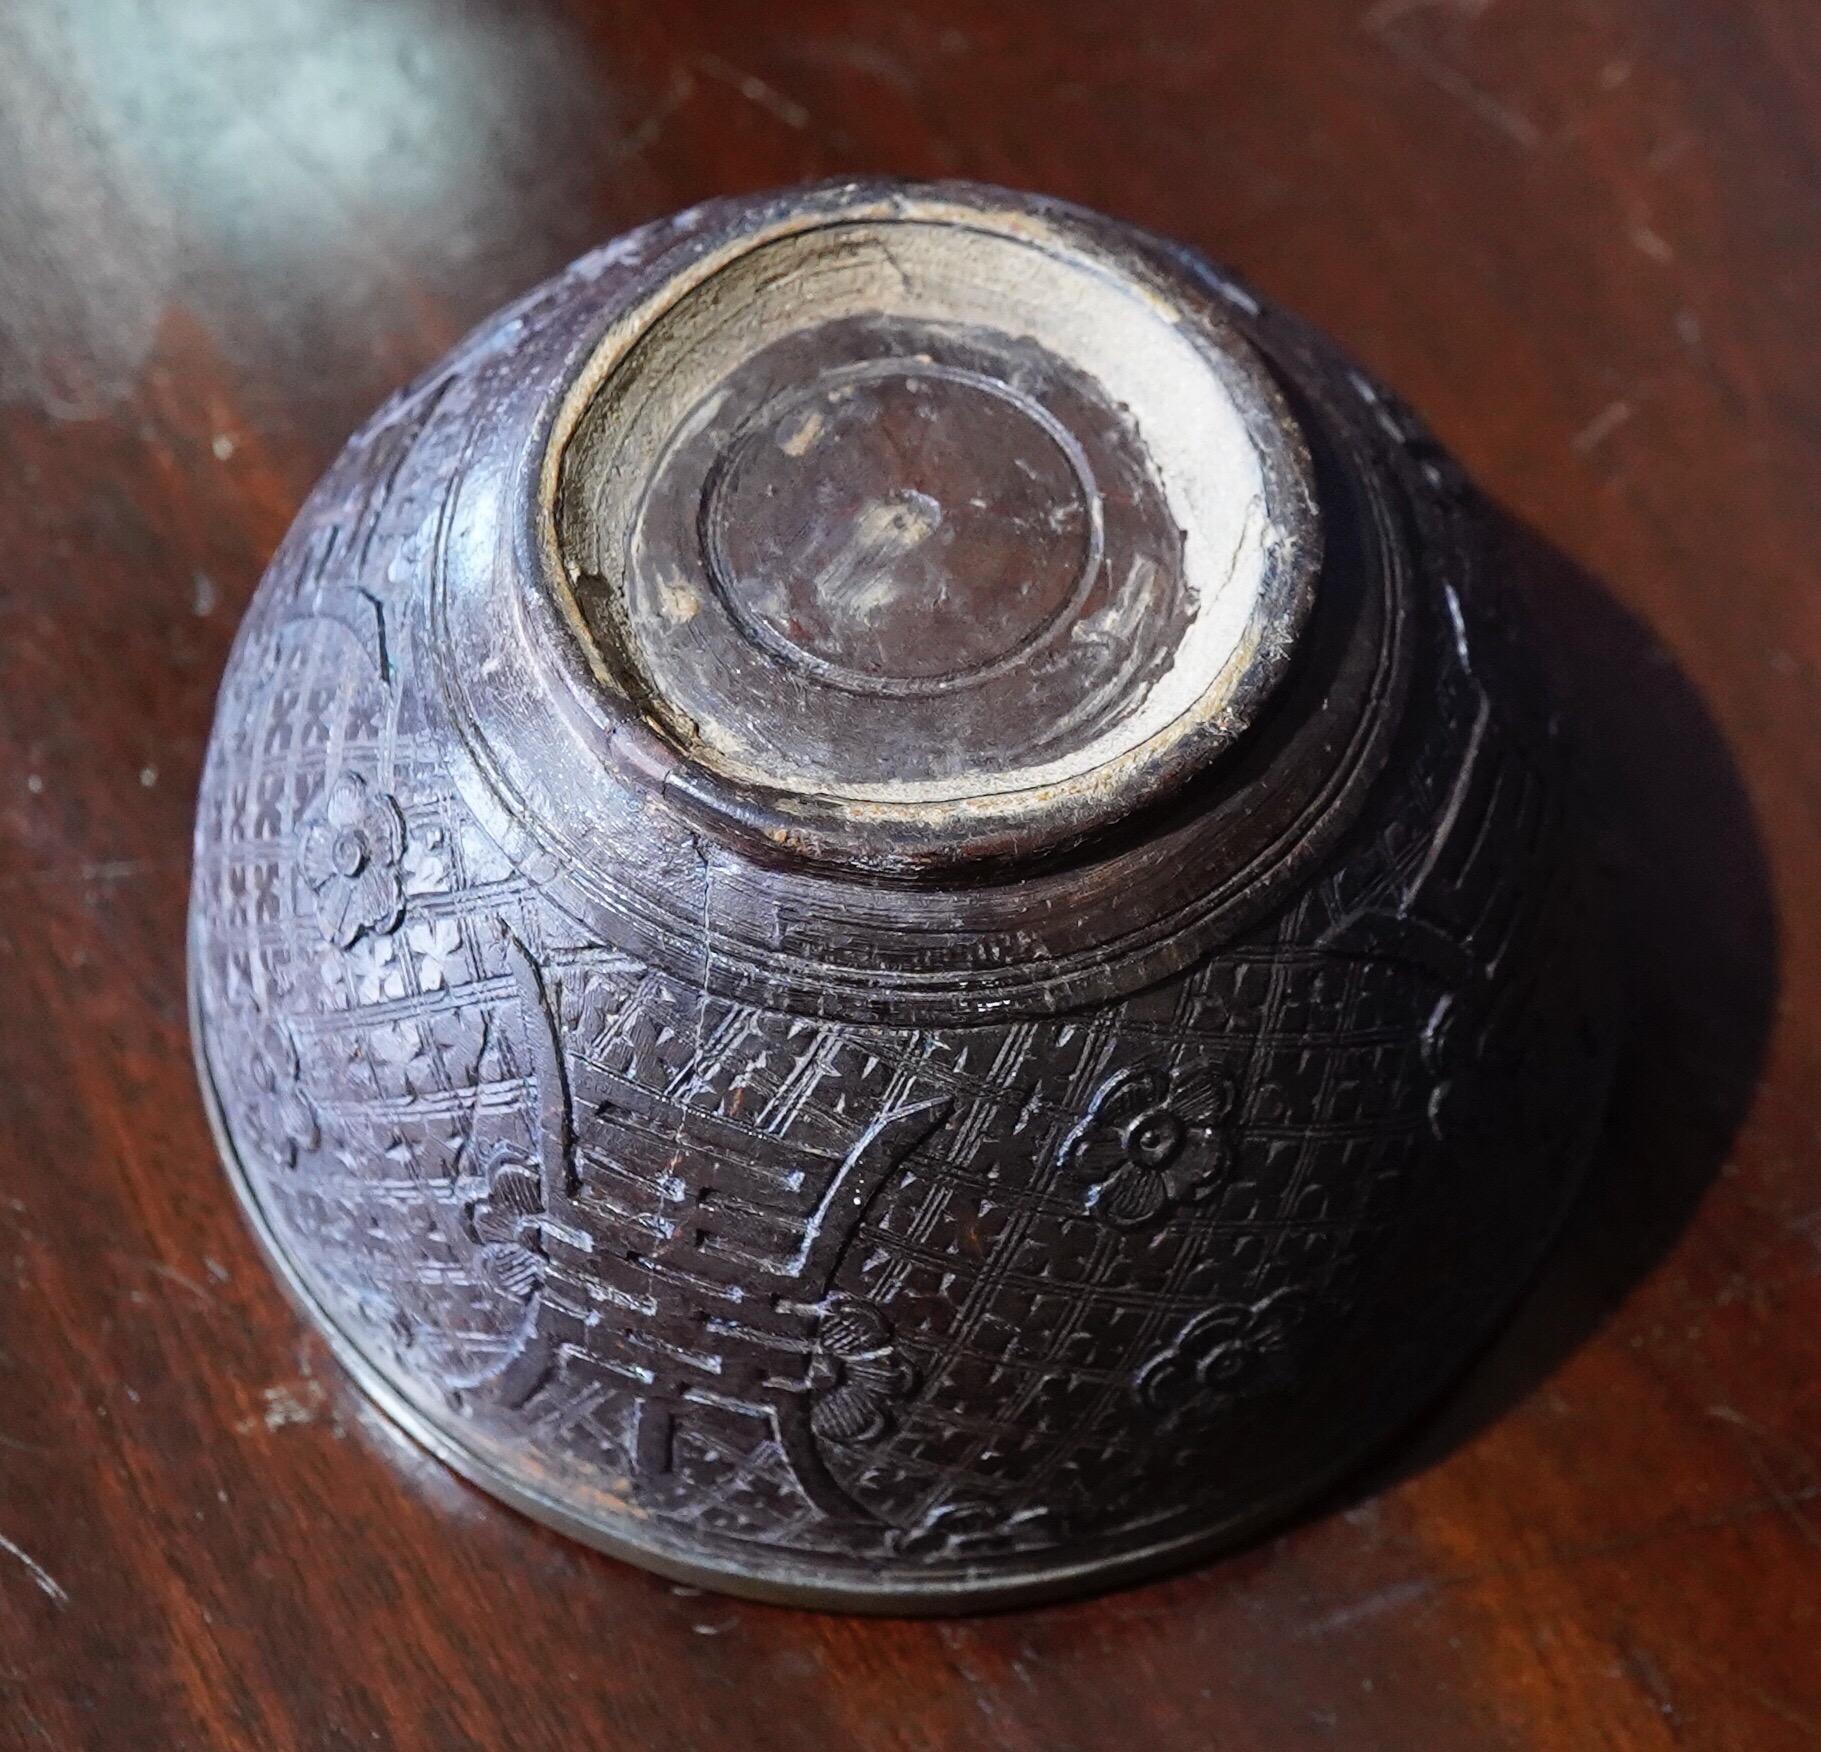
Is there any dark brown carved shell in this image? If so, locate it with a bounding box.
[188,180,1614,1611]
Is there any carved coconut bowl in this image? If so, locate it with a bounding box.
[189,180,1615,1611]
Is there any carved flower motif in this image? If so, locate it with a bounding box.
[808,1297,914,1444]
[347,935,407,1005]
[408,916,463,991]
[242,1018,319,1169]
[1060,1064,1235,1227]
[299,771,405,947]
[1136,1290,1304,1414]
[466,1151,546,1301]
[401,828,450,897]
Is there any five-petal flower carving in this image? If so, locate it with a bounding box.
[1059,1064,1236,1227]
[1136,1290,1305,1414]
[299,771,406,947]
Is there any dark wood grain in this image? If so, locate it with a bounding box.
[0,1,1815,1746]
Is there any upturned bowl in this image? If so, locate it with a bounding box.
[189,179,1615,1612]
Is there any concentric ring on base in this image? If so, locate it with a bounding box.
[425,184,1411,1020]
[543,194,1321,871]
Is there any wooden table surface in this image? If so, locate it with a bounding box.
[1,1,1817,1746]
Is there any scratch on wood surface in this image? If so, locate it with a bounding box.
[691,53,811,131]
[1619,1642,1683,1731]
[1363,0,1539,151]
[935,1623,1014,1731]
[1707,1405,1821,1553]
[0,1433,56,1457]
[1294,1577,1439,1637]
[1387,44,1540,149]
[0,1532,68,1605]
[1571,399,1635,454]
[622,69,697,158]
[144,1259,218,1307]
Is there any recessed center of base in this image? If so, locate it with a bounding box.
[703,360,1100,694]
[551,203,1316,848]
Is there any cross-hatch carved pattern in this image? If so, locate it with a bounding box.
[189,241,1605,1592]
